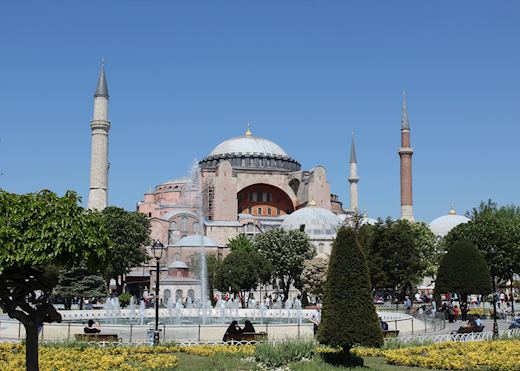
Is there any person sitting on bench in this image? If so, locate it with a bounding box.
[242,320,256,333]
[223,320,241,341]
[84,319,101,334]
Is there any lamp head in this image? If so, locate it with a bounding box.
[152,240,165,260]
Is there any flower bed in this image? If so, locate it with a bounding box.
[0,343,179,370]
[351,340,520,370]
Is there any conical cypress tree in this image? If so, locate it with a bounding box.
[318,226,383,360]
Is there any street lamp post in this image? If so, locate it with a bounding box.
[489,247,499,339]
[152,240,165,345]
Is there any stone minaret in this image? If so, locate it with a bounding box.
[348,133,359,212]
[399,91,414,221]
[87,61,110,210]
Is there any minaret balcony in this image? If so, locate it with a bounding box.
[398,147,414,155]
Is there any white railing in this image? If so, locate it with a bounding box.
[385,328,520,345]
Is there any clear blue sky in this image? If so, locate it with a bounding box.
[1,1,519,222]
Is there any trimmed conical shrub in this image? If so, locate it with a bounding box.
[318,226,383,364]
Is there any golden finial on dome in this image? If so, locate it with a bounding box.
[309,200,317,206]
[245,122,252,137]
[449,203,456,215]
[363,209,368,218]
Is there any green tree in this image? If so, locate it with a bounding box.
[0,190,109,371]
[100,206,151,293]
[410,221,439,277]
[434,241,492,303]
[300,257,328,300]
[359,219,439,295]
[445,201,520,283]
[254,228,315,301]
[55,266,107,310]
[318,226,383,365]
[227,233,253,252]
[216,249,272,307]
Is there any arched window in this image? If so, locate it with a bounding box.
[258,207,262,215]
[180,217,188,231]
[267,208,272,215]
[173,253,181,261]
[175,289,183,301]
[187,289,195,301]
[176,271,182,277]
[168,222,178,245]
[318,243,324,254]
[192,222,200,233]
[164,289,172,302]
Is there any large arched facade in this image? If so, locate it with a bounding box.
[237,183,295,216]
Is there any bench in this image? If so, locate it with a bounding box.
[382,330,399,337]
[223,332,268,342]
[74,333,121,342]
[451,325,485,334]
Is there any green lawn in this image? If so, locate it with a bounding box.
[174,353,436,370]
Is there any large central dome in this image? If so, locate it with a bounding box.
[200,128,300,172]
[210,134,288,157]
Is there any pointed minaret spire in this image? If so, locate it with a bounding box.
[94,58,109,98]
[401,90,409,130]
[398,90,414,221]
[348,132,359,212]
[350,132,357,164]
[88,60,111,210]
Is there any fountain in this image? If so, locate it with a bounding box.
[129,296,136,322]
[139,300,145,325]
[285,297,293,323]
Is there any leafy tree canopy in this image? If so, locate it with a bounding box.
[216,249,271,307]
[55,266,107,309]
[0,190,110,371]
[253,228,315,301]
[318,226,384,353]
[444,200,520,280]
[434,241,492,302]
[300,257,328,299]
[100,206,151,292]
[226,233,253,252]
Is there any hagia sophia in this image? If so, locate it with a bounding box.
[87,63,469,300]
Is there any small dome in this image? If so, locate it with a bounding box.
[429,206,470,238]
[168,261,188,269]
[281,205,341,237]
[210,135,288,157]
[173,235,220,248]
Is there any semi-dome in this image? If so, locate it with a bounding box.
[168,261,188,269]
[199,129,301,172]
[173,235,220,248]
[210,135,288,157]
[281,203,341,237]
[429,206,470,238]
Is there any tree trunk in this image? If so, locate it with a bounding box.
[25,322,39,371]
[64,297,72,310]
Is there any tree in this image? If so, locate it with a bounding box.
[55,266,107,310]
[410,221,439,277]
[300,257,328,300]
[227,233,253,252]
[318,226,383,365]
[358,219,430,297]
[434,241,492,303]
[254,228,315,301]
[0,190,109,371]
[216,249,272,307]
[444,201,520,283]
[100,206,151,293]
